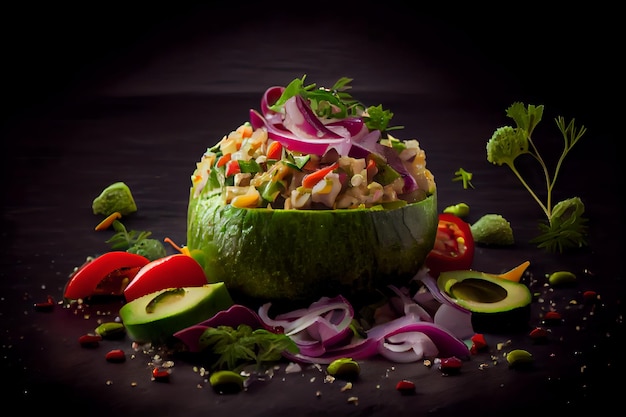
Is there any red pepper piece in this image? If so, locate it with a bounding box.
[123,254,207,302]
[395,379,416,394]
[152,368,170,382]
[225,159,241,177]
[64,252,150,300]
[79,334,102,348]
[439,356,463,375]
[469,333,488,354]
[425,214,475,278]
[105,349,126,363]
[301,162,339,189]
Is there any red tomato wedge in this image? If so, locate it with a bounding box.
[64,251,150,300]
[123,254,208,302]
[425,213,475,278]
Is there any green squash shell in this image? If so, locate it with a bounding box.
[187,190,438,305]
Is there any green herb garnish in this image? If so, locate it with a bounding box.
[199,324,299,372]
[269,75,402,133]
[105,220,166,260]
[453,167,474,189]
[486,102,588,253]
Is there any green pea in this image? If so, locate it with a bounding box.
[443,202,470,218]
[327,358,360,381]
[548,271,576,286]
[506,349,533,368]
[94,322,125,339]
[209,370,246,394]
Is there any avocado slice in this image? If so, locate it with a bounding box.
[187,191,438,306]
[437,270,532,333]
[119,283,234,344]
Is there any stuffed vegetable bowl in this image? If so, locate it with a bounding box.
[187,77,438,306]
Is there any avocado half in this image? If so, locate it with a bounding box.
[119,284,234,344]
[187,191,438,305]
[437,270,532,333]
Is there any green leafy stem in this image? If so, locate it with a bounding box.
[486,102,589,253]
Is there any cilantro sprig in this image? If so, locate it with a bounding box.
[486,102,588,253]
[199,324,299,372]
[105,220,152,250]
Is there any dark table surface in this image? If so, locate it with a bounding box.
[2,4,623,416]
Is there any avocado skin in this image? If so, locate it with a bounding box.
[187,191,438,305]
[437,270,533,334]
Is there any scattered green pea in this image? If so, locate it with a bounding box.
[327,358,360,381]
[548,271,576,286]
[506,349,533,368]
[209,370,246,394]
[95,322,126,339]
[443,202,470,218]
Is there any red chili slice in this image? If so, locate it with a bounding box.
[425,213,475,278]
[64,252,150,301]
[123,254,208,302]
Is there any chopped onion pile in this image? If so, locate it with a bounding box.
[174,270,473,365]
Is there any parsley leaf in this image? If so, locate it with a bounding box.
[199,324,298,372]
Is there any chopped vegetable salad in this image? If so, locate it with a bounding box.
[191,77,435,210]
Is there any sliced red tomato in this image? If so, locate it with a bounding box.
[123,253,208,302]
[64,252,150,300]
[425,213,475,278]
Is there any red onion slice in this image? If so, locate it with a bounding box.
[250,109,352,156]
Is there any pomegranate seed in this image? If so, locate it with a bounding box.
[439,356,462,375]
[105,349,126,363]
[583,290,598,303]
[152,368,170,382]
[529,327,548,343]
[78,334,102,348]
[543,311,562,325]
[395,379,415,394]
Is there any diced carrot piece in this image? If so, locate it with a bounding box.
[217,153,231,168]
[302,162,339,189]
[236,124,254,138]
[94,212,122,231]
[267,141,283,160]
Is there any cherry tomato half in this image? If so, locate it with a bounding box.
[123,253,208,302]
[425,213,475,278]
[64,252,150,301]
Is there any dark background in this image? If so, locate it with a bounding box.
[2,3,619,127]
